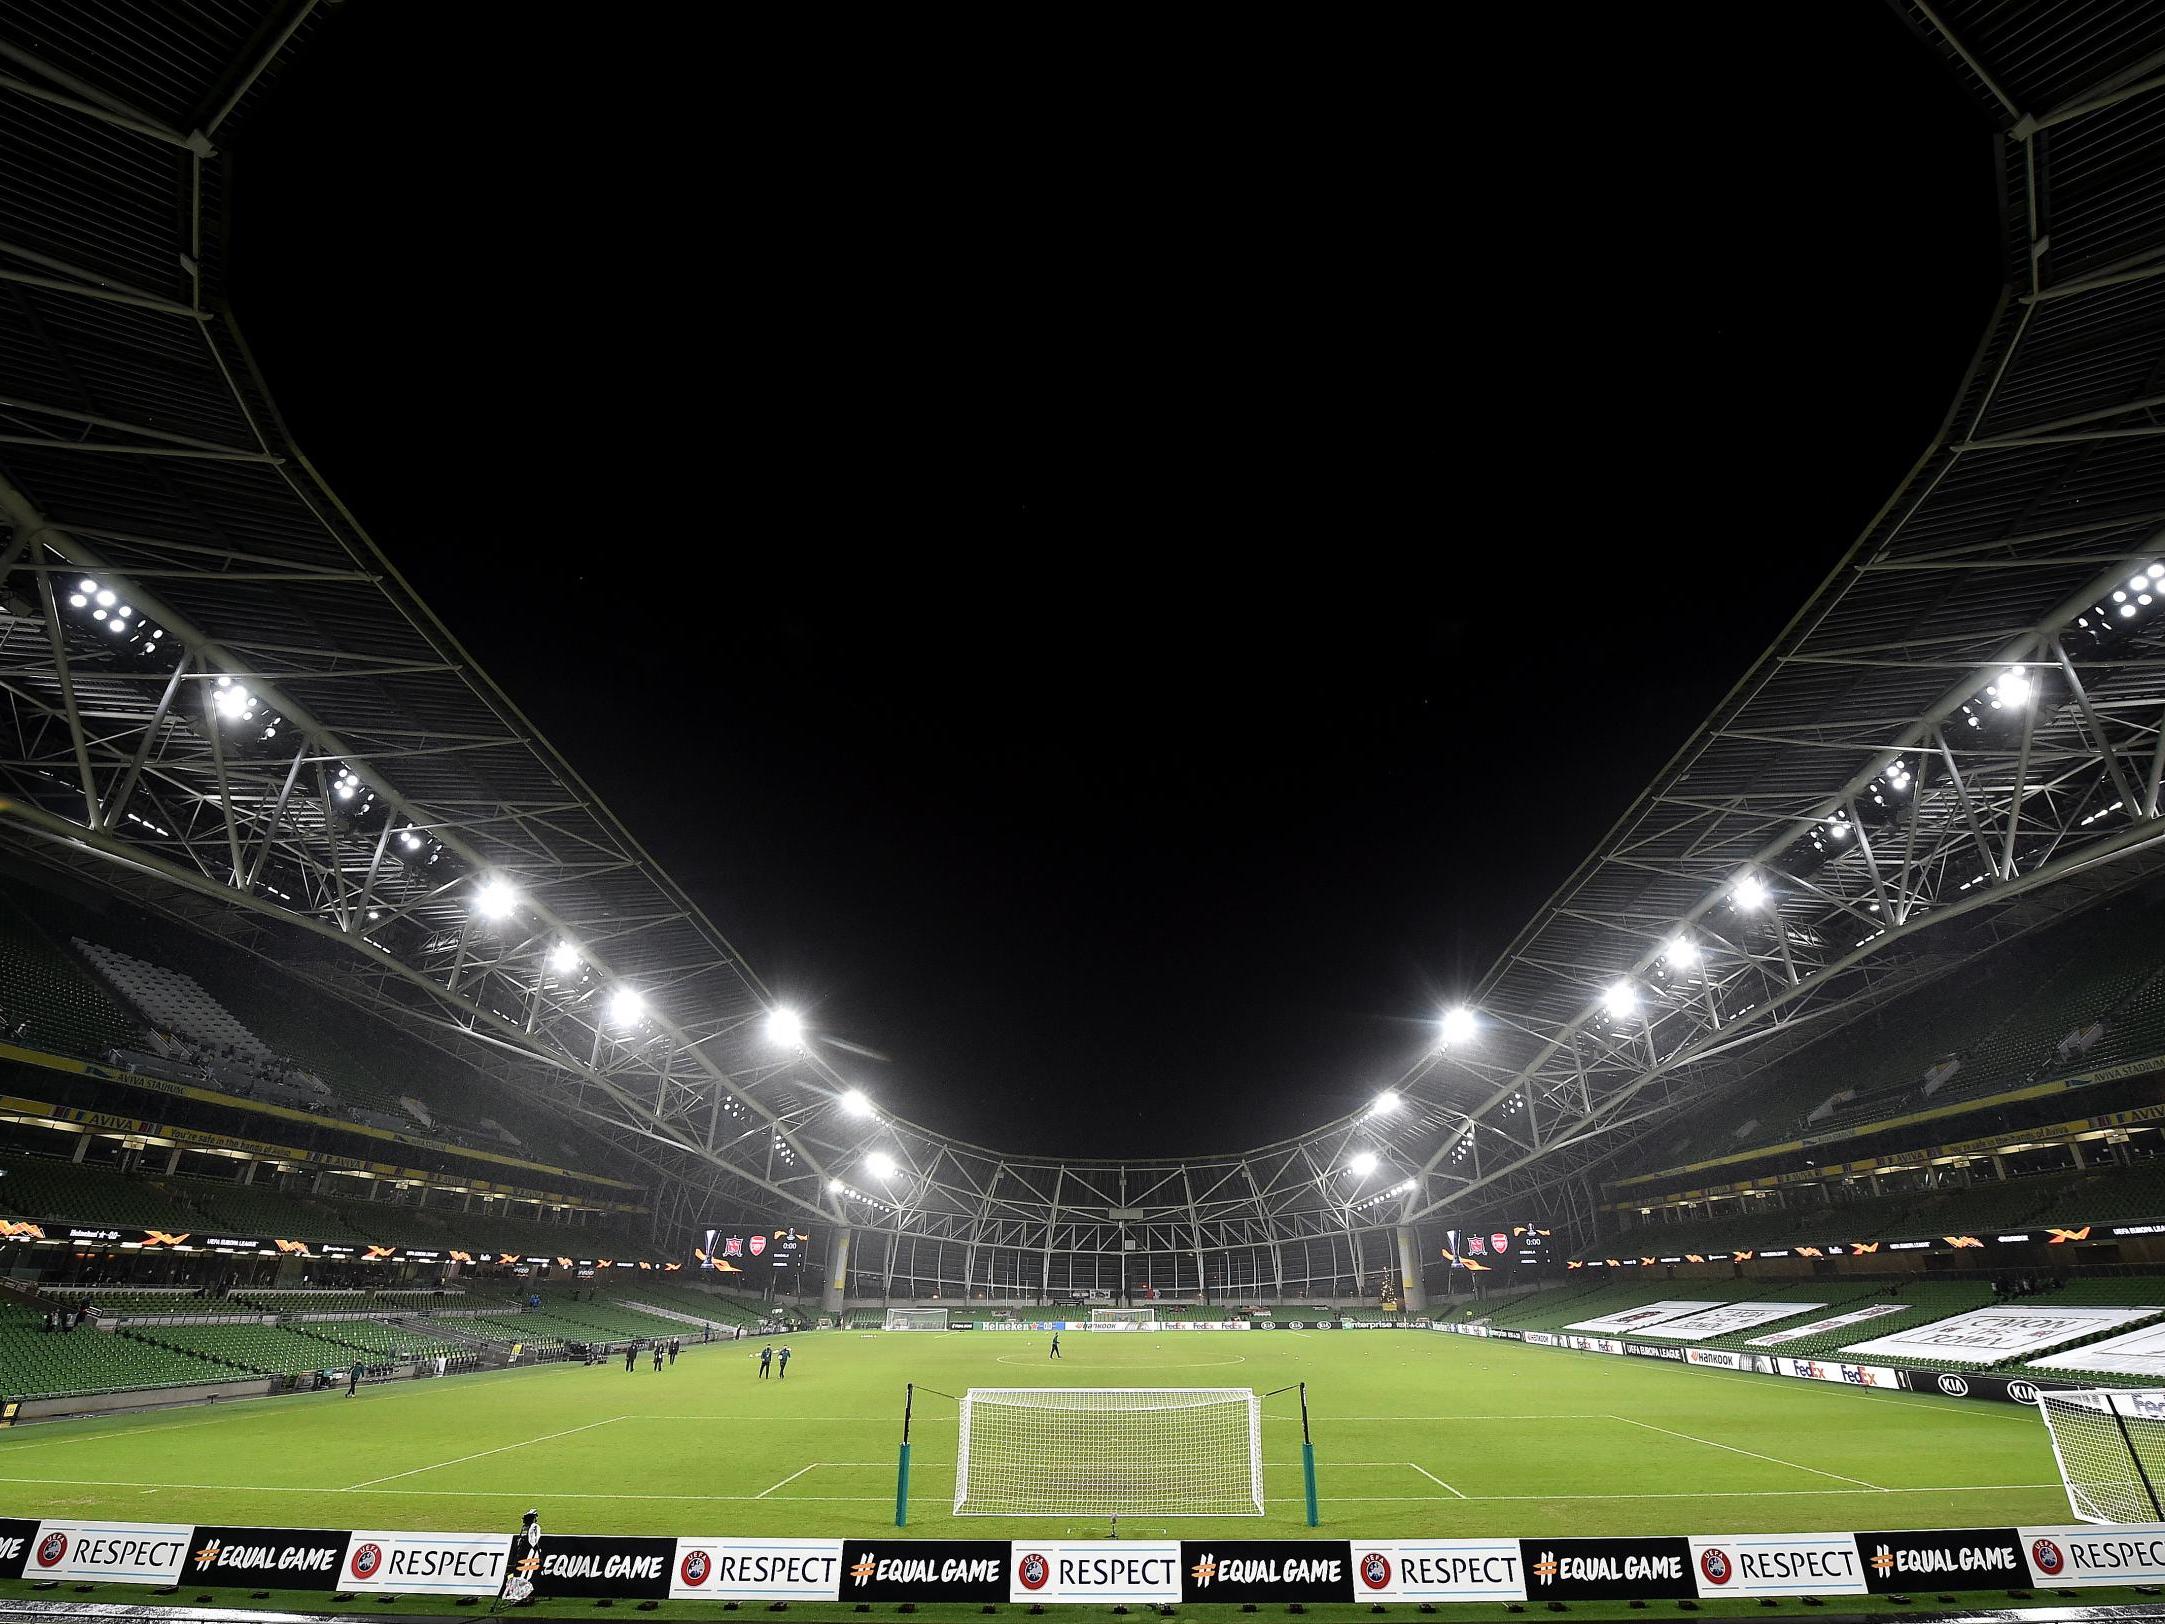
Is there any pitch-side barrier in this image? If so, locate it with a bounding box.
[4,1517,2165,1605]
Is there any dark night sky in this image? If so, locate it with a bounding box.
[225,5,1998,1157]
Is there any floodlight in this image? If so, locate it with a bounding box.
[607,986,645,1026]
[2123,604,2139,618]
[67,593,85,608]
[839,1087,875,1117]
[866,1150,898,1179]
[1439,1005,1477,1046]
[828,1178,845,1194]
[95,590,115,608]
[1371,1089,1401,1115]
[213,680,252,720]
[1666,937,1699,966]
[473,877,519,920]
[399,828,423,852]
[765,1006,805,1048]
[1347,1151,1379,1177]
[548,941,580,975]
[2149,564,2163,580]
[1603,981,1638,1019]
[2135,575,2152,594]
[1998,667,2033,705]
[1732,872,1768,909]
[77,579,95,595]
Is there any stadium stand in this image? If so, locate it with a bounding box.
[0,1307,242,1399]
[0,895,139,1060]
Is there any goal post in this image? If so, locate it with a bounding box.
[953,1387,1264,1517]
[2039,1388,2165,1522]
[1089,1307,1155,1328]
[884,1307,948,1331]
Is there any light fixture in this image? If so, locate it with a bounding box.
[1665,937,1698,967]
[1732,873,1768,909]
[607,986,645,1026]
[1347,1150,1379,1177]
[1371,1089,1401,1115]
[399,828,423,852]
[1603,981,1638,1020]
[1439,1005,1477,1046]
[765,1006,805,1048]
[1997,667,2032,706]
[839,1087,875,1117]
[548,942,580,975]
[866,1150,898,1179]
[828,1178,845,1194]
[473,877,519,920]
[212,678,253,721]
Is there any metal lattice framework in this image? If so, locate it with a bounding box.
[1,2,2163,1296]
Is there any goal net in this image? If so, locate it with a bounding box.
[2039,1388,2165,1522]
[954,1387,1263,1517]
[884,1307,948,1331]
[1090,1307,1155,1328]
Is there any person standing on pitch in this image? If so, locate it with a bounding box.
[624,1343,637,1373]
[346,1362,361,1397]
[777,1344,792,1380]
[652,1341,664,1371]
[758,1343,774,1378]
[1049,1331,1061,1361]
[668,1337,679,1365]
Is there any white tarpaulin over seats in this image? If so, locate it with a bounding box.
[1842,1305,2161,1365]
[2034,1320,2165,1378]
[1634,1302,1827,1341]
[1563,1300,1727,1334]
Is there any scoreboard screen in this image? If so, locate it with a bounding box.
[1445,1222,1552,1267]
[698,1224,808,1276]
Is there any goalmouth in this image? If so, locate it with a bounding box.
[2039,1387,2165,1522]
[1089,1307,1155,1328]
[884,1307,949,1331]
[953,1387,1263,1517]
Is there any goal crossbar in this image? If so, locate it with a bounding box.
[954,1386,1263,1517]
[884,1307,948,1331]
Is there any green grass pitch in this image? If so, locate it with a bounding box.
[0,1329,2071,1542]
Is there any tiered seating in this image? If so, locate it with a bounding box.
[0,1311,239,1398]
[0,896,141,1059]
[234,1291,373,1317]
[44,1288,259,1319]
[303,1320,468,1363]
[128,1323,370,1377]
[2059,965,2165,1081]
[616,1282,762,1325]
[73,939,272,1061]
[1709,1281,1998,1361]
[0,1153,200,1230]
[171,1177,340,1239]
[1868,1170,2087,1237]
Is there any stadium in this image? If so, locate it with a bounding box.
[3,0,2165,1618]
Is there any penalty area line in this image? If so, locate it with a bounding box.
[344,1415,630,1490]
[1407,1463,1466,1499]
[1607,1415,1883,1491]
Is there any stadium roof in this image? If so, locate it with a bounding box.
[2,1,2164,1260]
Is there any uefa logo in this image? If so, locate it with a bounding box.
[1698,1548,1734,1586]
[678,1550,711,1588]
[1937,1374,1970,1397]
[349,1543,383,1582]
[1017,1553,1050,1591]
[2032,1538,2065,1576]
[34,1531,67,1569]
[1358,1552,1392,1590]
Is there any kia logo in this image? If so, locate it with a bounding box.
[1938,1374,1970,1396]
[2008,1381,2040,1405]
